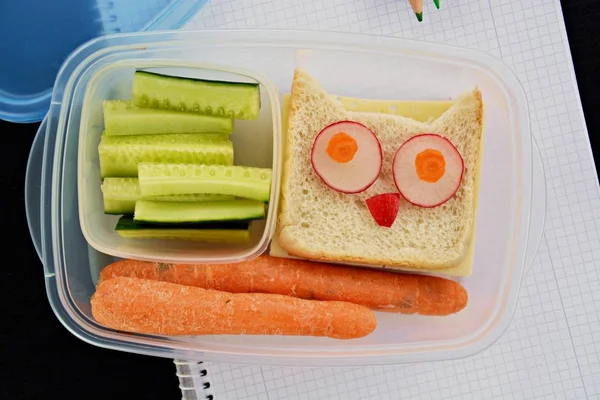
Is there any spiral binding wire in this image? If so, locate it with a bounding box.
[174,360,213,400]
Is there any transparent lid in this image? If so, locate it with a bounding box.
[0,0,206,123]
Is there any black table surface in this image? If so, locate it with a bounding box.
[1,2,599,399]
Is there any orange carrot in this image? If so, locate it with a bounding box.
[91,277,377,339]
[99,255,467,315]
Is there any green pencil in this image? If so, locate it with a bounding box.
[433,0,440,9]
[409,0,423,21]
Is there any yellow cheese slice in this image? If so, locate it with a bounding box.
[271,94,482,278]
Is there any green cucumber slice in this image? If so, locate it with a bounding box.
[103,100,233,135]
[137,163,272,202]
[98,133,233,178]
[104,198,136,215]
[101,177,235,214]
[133,199,265,224]
[132,71,261,120]
[115,216,251,243]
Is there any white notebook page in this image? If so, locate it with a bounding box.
[182,1,600,398]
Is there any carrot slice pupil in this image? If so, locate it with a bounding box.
[415,148,446,183]
[326,132,358,163]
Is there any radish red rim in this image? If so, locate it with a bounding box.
[311,121,383,194]
[392,133,464,208]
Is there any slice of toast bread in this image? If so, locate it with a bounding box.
[277,69,484,271]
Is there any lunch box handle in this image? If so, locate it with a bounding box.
[25,116,46,262]
[524,137,547,274]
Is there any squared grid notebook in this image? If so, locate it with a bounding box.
[179,0,600,398]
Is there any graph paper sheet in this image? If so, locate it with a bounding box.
[183,1,600,398]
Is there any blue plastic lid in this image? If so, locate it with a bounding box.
[0,0,206,123]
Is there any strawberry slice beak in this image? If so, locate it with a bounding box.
[365,193,401,228]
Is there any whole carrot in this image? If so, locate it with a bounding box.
[91,277,377,339]
[99,255,467,315]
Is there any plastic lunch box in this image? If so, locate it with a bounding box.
[25,29,548,366]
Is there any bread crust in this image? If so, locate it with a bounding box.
[278,227,467,271]
[276,69,303,231]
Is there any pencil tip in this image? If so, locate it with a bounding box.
[416,12,423,22]
[434,0,440,9]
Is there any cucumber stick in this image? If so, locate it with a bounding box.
[98,133,233,178]
[138,163,272,202]
[104,198,136,215]
[132,71,261,120]
[103,100,233,135]
[101,177,234,214]
[115,216,251,243]
[133,200,265,224]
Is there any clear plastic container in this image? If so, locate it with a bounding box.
[78,62,282,264]
[26,29,543,366]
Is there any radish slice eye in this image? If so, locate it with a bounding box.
[393,134,464,208]
[311,121,383,194]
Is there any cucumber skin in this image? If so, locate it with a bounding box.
[133,199,265,224]
[102,100,234,135]
[132,70,261,120]
[98,134,233,178]
[116,217,250,231]
[115,216,251,243]
[137,163,272,202]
